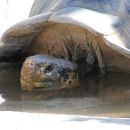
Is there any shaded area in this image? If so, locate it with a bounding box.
[67,116,130,126]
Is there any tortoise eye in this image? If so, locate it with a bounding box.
[44,65,54,73]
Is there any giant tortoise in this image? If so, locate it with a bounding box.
[1,0,130,91]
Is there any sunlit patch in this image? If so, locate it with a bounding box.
[0,0,34,37]
[0,111,130,130]
[104,32,130,58]
[50,7,119,35]
[0,95,5,104]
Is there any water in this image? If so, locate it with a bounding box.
[0,63,130,118]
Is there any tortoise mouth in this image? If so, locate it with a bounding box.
[20,77,60,90]
[20,76,79,91]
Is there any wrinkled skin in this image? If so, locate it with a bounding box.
[21,54,79,91]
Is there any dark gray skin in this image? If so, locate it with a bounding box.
[21,54,79,91]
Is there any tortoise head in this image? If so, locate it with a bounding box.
[20,54,79,91]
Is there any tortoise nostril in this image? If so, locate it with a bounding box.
[30,63,33,66]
